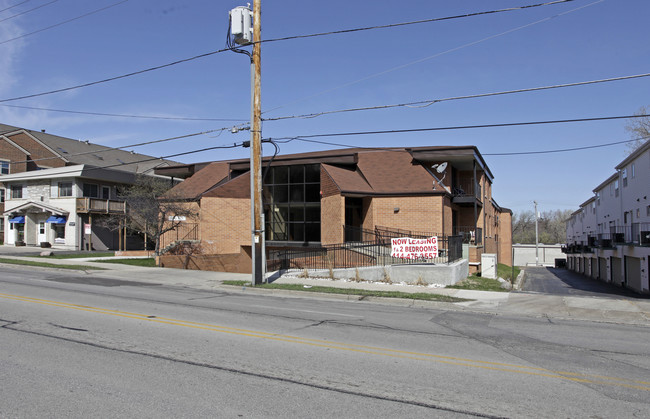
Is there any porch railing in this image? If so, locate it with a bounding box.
[76,198,126,214]
[159,223,199,250]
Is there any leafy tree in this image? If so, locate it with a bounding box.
[624,106,650,154]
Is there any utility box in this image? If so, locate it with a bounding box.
[230,6,253,45]
[481,253,497,279]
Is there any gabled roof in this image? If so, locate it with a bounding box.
[0,135,31,155]
[164,162,230,200]
[202,171,250,199]
[3,200,68,216]
[0,123,180,174]
[615,137,650,169]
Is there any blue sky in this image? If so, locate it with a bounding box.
[1,0,648,214]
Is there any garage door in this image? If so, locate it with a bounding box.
[598,257,607,282]
[611,257,623,286]
[625,256,642,292]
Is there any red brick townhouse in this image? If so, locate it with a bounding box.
[155,146,512,273]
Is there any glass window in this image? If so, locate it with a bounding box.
[622,168,627,187]
[0,160,8,175]
[263,164,321,243]
[11,185,22,199]
[0,188,4,203]
[631,163,635,178]
[58,182,73,197]
[54,224,65,239]
[83,183,99,198]
[101,186,110,199]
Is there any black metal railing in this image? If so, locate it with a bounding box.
[269,233,463,271]
[452,226,482,245]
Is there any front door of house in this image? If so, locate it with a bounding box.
[37,221,47,244]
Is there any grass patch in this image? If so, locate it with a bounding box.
[89,258,157,267]
[498,263,520,282]
[222,281,469,302]
[40,252,115,259]
[447,276,508,292]
[0,257,105,270]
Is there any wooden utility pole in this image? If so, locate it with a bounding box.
[250,0,264,285]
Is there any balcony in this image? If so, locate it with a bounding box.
[452,226,482,245]
[451,180,482,207]
[76,198,126,214]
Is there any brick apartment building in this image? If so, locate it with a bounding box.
[565,139,650,294]
[156,146,512,273]
[1,123,177,249]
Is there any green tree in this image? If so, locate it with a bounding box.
[512,209,572,244]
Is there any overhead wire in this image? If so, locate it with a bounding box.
[0,0,30,14]
[0,0,129,46]
[263,72,650,122]
[0,0,575,103]
[4,125,249,166]
[0,0,57,24]
[268,114,650,142]
[0,142,247,181]
[272,132,650,157]
[262,0,603,114]
[0,103,247,122]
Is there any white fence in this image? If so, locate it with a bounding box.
[513,244,565,267]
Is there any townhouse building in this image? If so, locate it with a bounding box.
[1,123,177,250]
[565,139,650,294]
[155,145,512,274]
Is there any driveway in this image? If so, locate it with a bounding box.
[520,266,647,299]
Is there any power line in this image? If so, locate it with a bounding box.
[263,0,601,114]
[263,73,650,122]
[0,0,30,14]
[269,114,650,141]
[483,136,650,156]
[0,0,576,103]
[1,142,246,180]
[0,103,248,122]
[276,134,650,158]
[0,0,128,46]
[4,125,248,166]
[0,0,58,24]
[261,0,575,44]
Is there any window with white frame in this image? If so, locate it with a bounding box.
[10,185,22,199]
[622,168,628,187]
[631,163,635,178]
[58,182,73,197]
[0,160,9,175]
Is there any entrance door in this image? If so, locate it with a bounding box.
[344,197,363,242]
[37,222,47,244]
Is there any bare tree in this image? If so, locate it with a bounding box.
[109,176,198,257]
[624,106,650,154]
[512,209,572,244]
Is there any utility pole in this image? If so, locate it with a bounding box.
[534,200,539,266]
[250,0,263,285]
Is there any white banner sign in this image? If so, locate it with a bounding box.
[391,237,438,259]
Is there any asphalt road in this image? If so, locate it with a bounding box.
[521,266,647,298]
[1,266,649,418]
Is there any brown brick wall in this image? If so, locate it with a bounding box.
[0,138,29,173]
[321,194,344,245]
[159,247,252,273]
[498,211,513,266]
[3,132,64,170]
[371,196,445,235]
[320,165,340,198]
[199,196,250,254]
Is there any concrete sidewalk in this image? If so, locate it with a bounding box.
[1,254,649,326]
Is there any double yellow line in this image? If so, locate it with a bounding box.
[2,292,649,392]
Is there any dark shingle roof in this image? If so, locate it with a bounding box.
[0,123,180,174]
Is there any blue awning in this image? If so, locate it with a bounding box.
[46,216,67,224]
[9,216,25,223]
